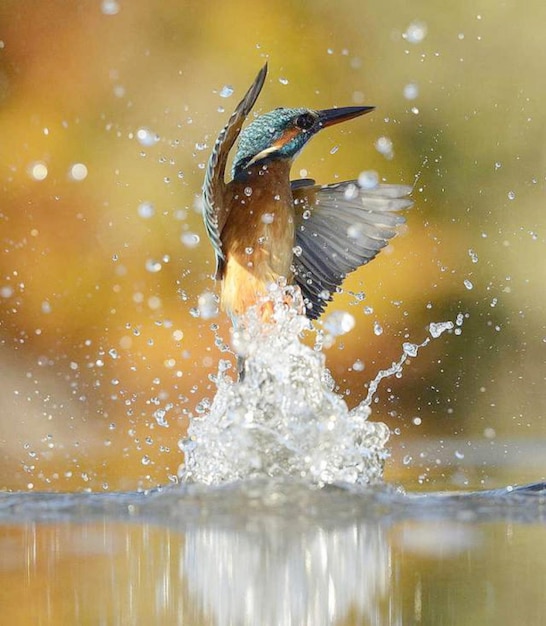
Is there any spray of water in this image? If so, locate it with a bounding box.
[179,284,460,486]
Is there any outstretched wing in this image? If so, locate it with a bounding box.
[202,63,268,278]
[291,179,412,319]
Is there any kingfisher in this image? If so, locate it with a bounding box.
[203,63,411,327]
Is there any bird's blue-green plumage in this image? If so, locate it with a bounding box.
[232,107,315,178]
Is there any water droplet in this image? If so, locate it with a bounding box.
[197,291,218,320]
[148,295,162,310]
[0,286,13,298]
[181,232,200,248]
[101,0,120,15]
[145,259,162,273]
[373,321,383,336]
[323,311,355,336]
[374,136,394,160]
[403,342,418,357]
[404,20,428,44]
[352,359,365,371]
[330,145,339,155]
[137,201,155,219]
[403,82,419,100]
[219,85,233,98]
[347,223,371,244]
[463,279,473,290]
[68,163,88,181]
[428,321,454,338]
[343,183,359,200]
[261,213,274,224]
[278,77,289,85]
[136,127,159,147]
[244,186,253,197]
[172,329,184,341]
[507,190,516,200]
[352,90,365,104]
[141,455,151,466]
[483,427,496,439]
[468,249,479,263]
[153,408,168,427]
[28,161,48,181]
[41,301,52,314]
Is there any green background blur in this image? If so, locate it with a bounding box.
[0,0,544,491]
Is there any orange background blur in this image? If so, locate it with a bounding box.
[1,0,545,491]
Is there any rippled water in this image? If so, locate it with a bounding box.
[1,480,544,625]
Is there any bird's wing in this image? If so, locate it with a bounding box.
[291,178,412,319]
[202,63,268,278]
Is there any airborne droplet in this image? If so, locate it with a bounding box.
[219,85,234,98]
[323,311,355,336]
[404,20,428,44]
[136,128,159,147]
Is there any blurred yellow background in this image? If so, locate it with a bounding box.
[0,0,544,491]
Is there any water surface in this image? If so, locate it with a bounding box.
[1,478,544,625]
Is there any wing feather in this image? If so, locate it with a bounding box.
[292,179,412,318]
[202,64,268,277]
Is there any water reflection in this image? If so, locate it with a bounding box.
[0,523,192,624]
[185,505,390,625]
[0,481,545,624]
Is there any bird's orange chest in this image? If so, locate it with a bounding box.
[222,163,295,278]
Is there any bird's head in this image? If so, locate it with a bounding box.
[232,104,374,178]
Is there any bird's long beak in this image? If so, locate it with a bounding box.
[317,105,374,128]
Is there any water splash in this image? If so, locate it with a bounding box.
[362,321,455,407]
[179,285,390,486]
[179,285,463,487]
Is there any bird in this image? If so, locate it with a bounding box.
[202,63,412,332]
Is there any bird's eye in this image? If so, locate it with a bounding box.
[294,113,315,131]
